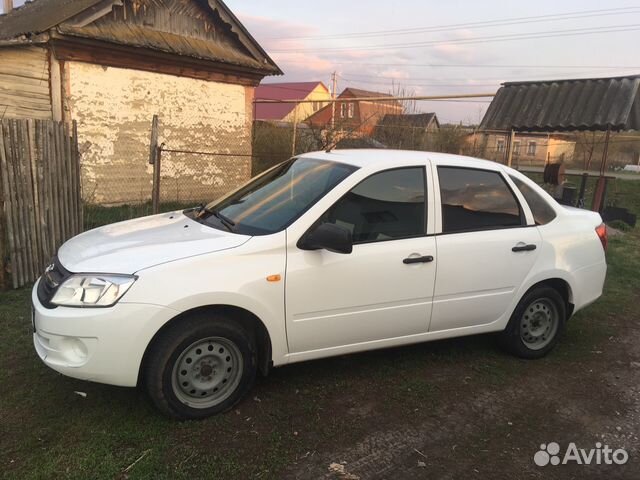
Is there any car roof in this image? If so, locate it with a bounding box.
[298,149,504,170]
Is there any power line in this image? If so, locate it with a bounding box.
[333,71,636,82]
[269,6,640,41]
[271,24,640,53]
[338,74,501,88]
[277,61,640,69]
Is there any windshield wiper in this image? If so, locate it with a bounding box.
[206,208,236,231]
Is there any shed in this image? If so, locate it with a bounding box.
[480,75,640,132]
[0,0,281,204]
[480,74,640,211]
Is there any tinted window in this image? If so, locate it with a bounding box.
[438,167,522,233]
[320,167,426,244]
[510,175,557,225]
[198,158,357,235]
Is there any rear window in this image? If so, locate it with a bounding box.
[509,176,557,225]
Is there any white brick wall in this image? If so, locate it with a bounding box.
[67,62,253,205]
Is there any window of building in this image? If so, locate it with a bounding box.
[438,167,523,233]
[527,141,537,155]
[312,101,320,112]
[340,103,347,118]
[347,102,355,118]
[509,176,557,225]
[513,141,521,155]
[319,167,426,244]
[496,140,505,153]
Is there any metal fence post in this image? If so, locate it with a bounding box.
[152,144,162,215]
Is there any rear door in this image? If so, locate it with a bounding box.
[429,165,541,332]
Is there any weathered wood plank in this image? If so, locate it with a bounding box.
[73,121,83,233]
[8,121,28,285]
[22,119,40,280]
[0,119,83,288]
[44,121,57,257]
[0,47,52,120]
[0,123,17,288]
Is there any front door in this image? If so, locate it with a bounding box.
[285,167,437,353]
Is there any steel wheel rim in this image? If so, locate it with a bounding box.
[171,336,243,409]
[519,298,559,350]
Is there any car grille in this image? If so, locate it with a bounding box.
[37,257,72,308]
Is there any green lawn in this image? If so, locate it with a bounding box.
[1,179,639,479]
[1,229,638,478]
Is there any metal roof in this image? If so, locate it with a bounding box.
[480,75,640,132]
[0,0,102,40]
[0,0,281,75]
[378,113,440,129]
[255,82,329,120]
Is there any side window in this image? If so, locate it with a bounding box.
[438,167,523,233]
[321,167,426,244]
[509,175,557,225]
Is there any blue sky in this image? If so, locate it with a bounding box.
[226,0,640,124]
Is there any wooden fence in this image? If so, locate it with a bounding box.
[0,119,82,289]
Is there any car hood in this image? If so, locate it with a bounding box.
[57,211,251,274]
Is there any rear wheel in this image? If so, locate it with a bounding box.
[144,313,257,419]
[499,286,566,359]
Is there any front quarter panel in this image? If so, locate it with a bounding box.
[121,232,288,365]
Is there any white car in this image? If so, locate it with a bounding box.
[32,150,607,419]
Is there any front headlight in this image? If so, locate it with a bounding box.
[51,274,137,307]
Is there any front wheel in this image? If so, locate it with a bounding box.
[499,286,566,359]
[144,314,257,419]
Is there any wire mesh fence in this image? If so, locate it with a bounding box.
[75,99,640,231]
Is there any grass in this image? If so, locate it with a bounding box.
[1,179,639,479]
[2,230,638,478]
[523,171,640,221]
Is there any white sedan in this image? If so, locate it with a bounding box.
[32,150,607,419]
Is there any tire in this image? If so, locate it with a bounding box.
[499,286,566,359]
[144,313,257,420]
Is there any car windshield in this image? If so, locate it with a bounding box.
[194,158,358,235]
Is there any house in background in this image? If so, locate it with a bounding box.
[307,88,403,136]
[255,81,331,122]
[0,0,281,204]
[374,112,440,149]
[378,113,440,133]
[467,131,576,165]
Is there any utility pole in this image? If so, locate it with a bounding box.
[330,71,337,130]
[3,0,13,13]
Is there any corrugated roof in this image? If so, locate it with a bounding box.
[0,0,281,75]
[480,75,640,132]
[0,0,102,39]
[341,88,396,100]
[255,82,328,120]
[379,113,439,129]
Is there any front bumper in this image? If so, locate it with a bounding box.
[32,279,179,387]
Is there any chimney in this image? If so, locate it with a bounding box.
[3,0,13,14]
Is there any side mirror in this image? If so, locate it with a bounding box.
[298,223,353,254]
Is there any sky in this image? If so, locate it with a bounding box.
[224,0,640,124]
[3,0,639,125]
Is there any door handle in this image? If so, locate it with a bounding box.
[403,255,434,264]
[512,244,537,252]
